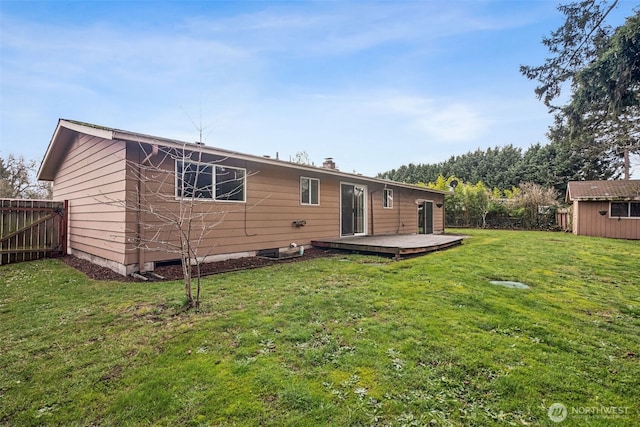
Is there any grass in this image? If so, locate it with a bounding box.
[1,229,639,426]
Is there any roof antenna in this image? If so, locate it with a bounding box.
[181,100,212,145]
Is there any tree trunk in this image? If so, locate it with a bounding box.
[182,254,193,308]
[624,147,630,180]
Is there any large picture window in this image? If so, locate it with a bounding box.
[176,160,245,202]
[301,177,319,205]
[611,201,640,218]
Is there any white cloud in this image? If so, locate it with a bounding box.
[8,0,632,178]
[417,103,491,142]
[180,1,534,57]
[371,95,491,143]
[0,18,250,87]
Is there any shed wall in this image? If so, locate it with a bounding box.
[573,200,640,239]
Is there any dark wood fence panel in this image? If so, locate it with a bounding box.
[0,199,67,265]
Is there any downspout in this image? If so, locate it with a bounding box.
[137,147,145,272]
[396,189,402,233]
[442,195,446,233]
[243,160,257,237]
[369,189,377,235]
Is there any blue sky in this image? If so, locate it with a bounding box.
[1,0,638,178]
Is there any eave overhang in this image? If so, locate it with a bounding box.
[37,119,115,181]
[38,119,451,196]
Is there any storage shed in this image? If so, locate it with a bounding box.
[565,180,640,239]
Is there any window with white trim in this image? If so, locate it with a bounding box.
[383,188,393,208]
[611,201,640,218]
[301,177,319,205]
[215,166,246,201]
[176,160,245,202]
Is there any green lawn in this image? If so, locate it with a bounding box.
[1,229,639,426]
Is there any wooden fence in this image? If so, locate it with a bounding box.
[0,199,67,265]
[556,208,571,232]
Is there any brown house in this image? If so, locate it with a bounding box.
[38,119,449,275]
[565,180,640,239]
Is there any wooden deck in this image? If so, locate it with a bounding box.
[311,234,466,258]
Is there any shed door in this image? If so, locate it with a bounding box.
[341,183,366,236]
[418,201,434,234]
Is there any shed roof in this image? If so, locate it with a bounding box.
[566,180,640,202]
[38,119,450,195]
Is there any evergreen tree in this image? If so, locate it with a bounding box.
[521,0,639,177]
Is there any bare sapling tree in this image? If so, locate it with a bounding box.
[106,141,253,310]
[0,154,52,199]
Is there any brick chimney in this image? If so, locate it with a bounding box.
[323,157,336,170]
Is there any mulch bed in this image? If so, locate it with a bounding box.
[58,248,340,282]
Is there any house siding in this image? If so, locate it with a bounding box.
[132,156,338,263]
[368,188,444,235]
[43,125,448,274]
[128,144,446,268]
[52,134,130,268]
[573,200,640,239]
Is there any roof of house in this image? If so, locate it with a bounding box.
[38,119,449,195]
[566,180,640,202]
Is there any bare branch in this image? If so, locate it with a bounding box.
[95,140,263,309]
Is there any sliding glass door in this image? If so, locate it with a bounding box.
[341,183,366,236]
[418,201,434,234]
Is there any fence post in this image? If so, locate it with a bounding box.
[61,200,69,255]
